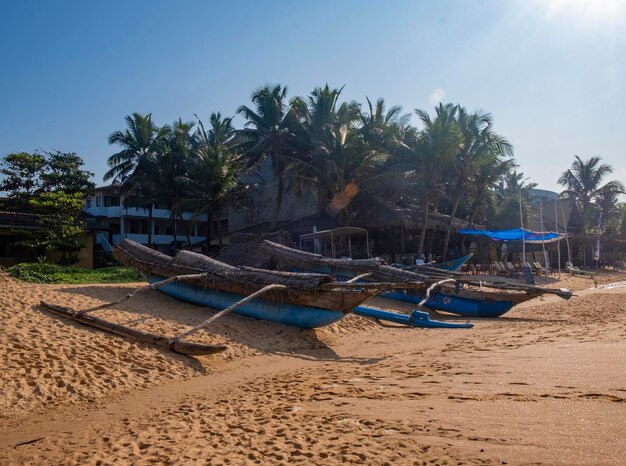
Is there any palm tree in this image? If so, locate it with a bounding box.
[237,85,301,231]
[359,97,408,154]
[290,85,362,212]
[440,107,514,259]
[558,156,625,234]
[105,113,169,183]
[411,103,463,257]
[105,113,169,246]
[181,113,248,250]
[466,156,517,226]
[157,119,195,246]
[492,170,537,229]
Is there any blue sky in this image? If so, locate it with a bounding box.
[1,0,624,192]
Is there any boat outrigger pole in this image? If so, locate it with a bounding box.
[39,275,288,357]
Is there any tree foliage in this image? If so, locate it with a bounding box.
[0,152,47,210]
[558,155,625,234]
[0,151,94,264]
[40,151,95,195]
[26,191,87,266]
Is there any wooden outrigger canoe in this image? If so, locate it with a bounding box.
[262,241,572,318]
[113,240,404,329]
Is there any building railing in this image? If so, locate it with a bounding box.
[111,233,207,246]
[85,205,207,221]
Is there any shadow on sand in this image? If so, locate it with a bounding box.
[45,284,379,366]
[33,302,211,373]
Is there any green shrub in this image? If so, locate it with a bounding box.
[8,263,142,284]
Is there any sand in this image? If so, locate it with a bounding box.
[1,270,625,465]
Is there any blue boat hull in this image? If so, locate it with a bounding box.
[144,273,345,329]
[381,290,514,318]
[288,265,513,318]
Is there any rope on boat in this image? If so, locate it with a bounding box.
[416,279,457,311]
[168,283,288,345]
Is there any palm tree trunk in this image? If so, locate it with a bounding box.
[217,209,223,250]
[180,213,191,247]
[417,197,431,257]
[441,191,462,260]
[147,203,153,248]
[270,173,284,231]
[171,213,178,244]
[205,211,212,254]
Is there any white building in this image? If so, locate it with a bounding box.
[86,161,320,254]
[86,184,209,253]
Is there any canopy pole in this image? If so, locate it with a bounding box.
[554,198,561,277]
[560,200,572,266]
[539,196,548,274]
[519,190,526,266]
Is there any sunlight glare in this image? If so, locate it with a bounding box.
[542,0,625,23]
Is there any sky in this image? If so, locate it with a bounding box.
[1,0,625,193]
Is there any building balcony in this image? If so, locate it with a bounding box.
[112,233,207,246]
[85,205,206,221]
[86,206,124,217]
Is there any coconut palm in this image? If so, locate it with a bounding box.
[290,85,364,212]
[158,119,195,246]
[491,170,537,229]
[411,103,463,256]
[105,113,169,246]
[237,85,302,231]
[105,113,169,183]
[358,97,409,154]
[180,113,248,250]
[440,107,514,259]
[558,156,625,234]
[466,156,517,226]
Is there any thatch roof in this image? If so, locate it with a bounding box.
[277,197,483,237]
[212,232,292,268]
[351,197,481,231]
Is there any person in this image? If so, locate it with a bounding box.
[489,243,498,263]
[501,241,508,261]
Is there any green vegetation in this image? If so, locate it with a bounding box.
[7,262,141,284]
[25,191,87,266]
[0,150,95,266]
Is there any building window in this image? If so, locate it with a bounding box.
[95,196,101,207]
[104,196,120,207]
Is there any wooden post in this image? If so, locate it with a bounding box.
[39,301,227,356]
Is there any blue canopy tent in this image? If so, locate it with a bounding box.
[458,228,561,244]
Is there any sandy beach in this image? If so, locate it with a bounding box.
[1,271,625,465]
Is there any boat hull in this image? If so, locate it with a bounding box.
[381,290,514,318]
[144,273,345,328]
[429,253,473,272]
